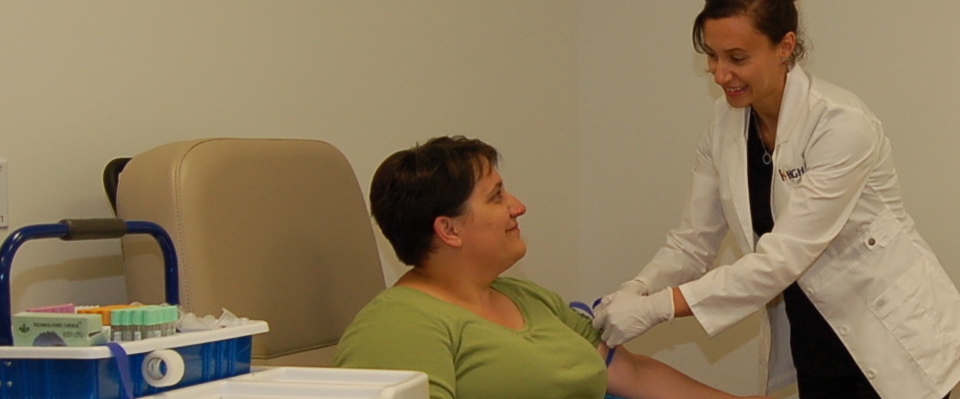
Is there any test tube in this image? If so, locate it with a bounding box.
[142,306,163,339]
[110,309,127,342]
[130,308,143,341]
[163,305,179,336]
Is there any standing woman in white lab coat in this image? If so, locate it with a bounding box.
[592,1,960,398]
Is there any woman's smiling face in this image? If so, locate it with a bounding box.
[703,15,792,112]
[453,165,528,269]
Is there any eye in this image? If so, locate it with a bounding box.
[730,55,748,65]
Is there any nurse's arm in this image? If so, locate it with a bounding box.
[672,286,692,317]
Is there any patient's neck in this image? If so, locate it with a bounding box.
[396,267,524,330]
[396,266,496,304]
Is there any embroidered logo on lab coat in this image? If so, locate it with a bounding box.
[778,165,806,182]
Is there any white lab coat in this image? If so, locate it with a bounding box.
[634,65,960,398]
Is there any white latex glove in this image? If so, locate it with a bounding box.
[593,287,675,347]
[592,279,649,329]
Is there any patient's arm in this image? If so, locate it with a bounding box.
[600,344,772,399]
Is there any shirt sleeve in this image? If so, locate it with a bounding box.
[561,304,603,347]
[334,296,458,399]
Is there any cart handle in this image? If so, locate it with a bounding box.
[0,218,180,346]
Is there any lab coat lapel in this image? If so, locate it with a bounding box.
[774,65,809,147]
[721,108,755,252]
[770,65,811,218]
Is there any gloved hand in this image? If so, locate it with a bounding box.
[613,279,651,299]
[592,287,675,347]
[591,279,649,327]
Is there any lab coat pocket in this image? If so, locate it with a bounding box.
[850,211,903,285]
[859,210,900,252]
[869,260,958,382]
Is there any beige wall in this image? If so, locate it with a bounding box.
[1,1,959,397]
[0,0,580,306]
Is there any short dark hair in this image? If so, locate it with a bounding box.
[692,0,807,65]
[369,136,499,266]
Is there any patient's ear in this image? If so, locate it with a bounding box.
[434,216,463,248]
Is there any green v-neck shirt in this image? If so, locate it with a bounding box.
[335,277,606,399]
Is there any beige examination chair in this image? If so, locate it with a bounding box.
[113,138,385,366]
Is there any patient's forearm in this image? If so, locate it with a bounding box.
[601,345,770,399]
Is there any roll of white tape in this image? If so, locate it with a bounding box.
[141,349,186,388]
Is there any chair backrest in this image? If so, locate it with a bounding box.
[102,157,131,214]
[115,138,385,365]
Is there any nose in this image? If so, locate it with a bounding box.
[711,61,730,85]
[509,197,527,217]
[713,67,730,85]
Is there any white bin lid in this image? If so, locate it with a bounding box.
[138,366,430,399]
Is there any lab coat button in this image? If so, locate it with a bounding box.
[867,238,876,246]
[866,369,876,379]
[875,297,886,309]
[839,326,849,336]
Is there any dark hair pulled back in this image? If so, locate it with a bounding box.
[692,0,806,64]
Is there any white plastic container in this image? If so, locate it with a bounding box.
[138,366,429,399]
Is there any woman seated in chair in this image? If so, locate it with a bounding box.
[335,136,768,399]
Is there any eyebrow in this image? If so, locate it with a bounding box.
[703,44,748,55]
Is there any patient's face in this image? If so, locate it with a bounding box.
[454,166,527,269]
